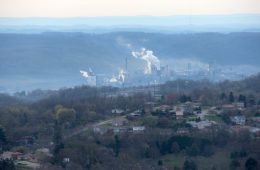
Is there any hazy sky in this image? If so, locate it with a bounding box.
[0,0,260,17]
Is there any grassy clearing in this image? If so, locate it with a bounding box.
[205,114,223,123]
[161,149,230,170]
[162,153,186,168]
[194,150,230,170]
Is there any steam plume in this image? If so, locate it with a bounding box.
[80,68,95,78]
[109,68,126,83]
[132,48,160,74]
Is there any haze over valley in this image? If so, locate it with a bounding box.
[1,30,260,93]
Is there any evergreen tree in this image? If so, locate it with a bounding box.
[52,120,64,164]
[183,159,197,170]
[0,159,15,170]
[220,92,227,100]
[0,125,7,150]
[114,135,120,157]
[229,92,235,103]
[238,94,246,102]
[245,157,258,170]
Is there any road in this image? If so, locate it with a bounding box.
[63,115,126,140]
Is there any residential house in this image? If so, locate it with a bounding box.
[183,102,193,115]
[175,106,184,119]
[111,109,124,115]
[153,105,172,113]
[63,158,70,163]
[193,102,202,114]
[187,120,213,130]
[129,110,142,117]
[222,104,236,112]
[231,116,246,125]
[176,128,189,135]
[0,151,23,160]
[233,102,245,109]
[132,126,146,132]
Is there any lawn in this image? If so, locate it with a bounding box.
[162,153,186,168]
[205,114,223,123]
[194,150,230,170]
[161,149,230,170]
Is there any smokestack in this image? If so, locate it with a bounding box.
[125,57,128,73]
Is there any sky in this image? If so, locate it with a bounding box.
[0,0,260,17]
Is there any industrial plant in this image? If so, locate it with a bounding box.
[80,48,255,87]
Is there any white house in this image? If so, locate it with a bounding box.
[132,126,145,132]
[111,109,124,114]
[231,116,246,125]
[187,120,212,129]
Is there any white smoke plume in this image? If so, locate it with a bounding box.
[132,48,160,74]
[80,68,95,78]
[118,68,126,82]
[109,76,118,83]
[109,68,126,83]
